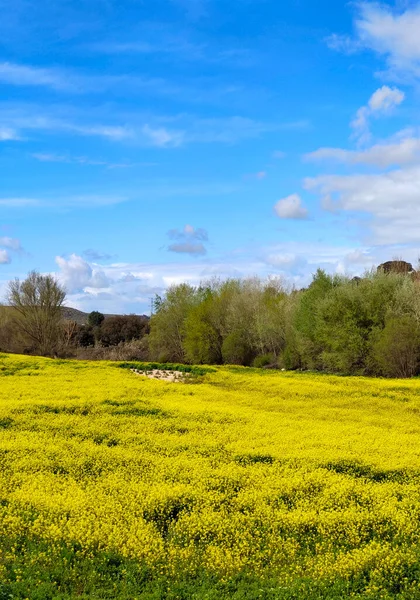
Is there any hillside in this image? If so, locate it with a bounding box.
[2,305,148,326]
[61,307,150,324]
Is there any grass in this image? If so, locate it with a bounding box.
[1,354,420,598]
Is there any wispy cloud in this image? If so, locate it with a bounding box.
[244,171,267,180]
[0,195,128,209]
[351,86,405,145]
[91,31,256,67]
[142,124,185,147]
[31,153,149,169]
[0,62,72,91]
[0,106,135,142]
[0,61,171,96]
[306,133,420,168]
[0,181,238,211]
[0,236,23,251]
[0,104,300,147]
[0,127,20,141]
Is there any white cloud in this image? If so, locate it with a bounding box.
[328,3,420,81]
[305,165,420,243]
[49,241,409,314]
[0,236,22,251]
[55,254,110,293]
[368,86,405,112]
[306,134,420,167]
[0,250,10,264]
[344,249,373,266]
[351,86,404,144]
[264,253,306,271]
[274,194,308,219]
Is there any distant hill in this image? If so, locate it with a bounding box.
[61,307,149,325]
[61,307,93,325]
[2,305,148,326]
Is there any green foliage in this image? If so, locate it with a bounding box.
[146,270,420,377]
[253,353,275,368]
[222,329,253,366]
[371,315,420,378]
[149,284,198,362]
[183,293,223,364]
[88,311,105,327]
[293,269,345,369]
[98,315,149,347]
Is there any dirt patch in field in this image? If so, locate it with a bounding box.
[131,368,189,383]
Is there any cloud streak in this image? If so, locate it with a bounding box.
[351,86,404,144]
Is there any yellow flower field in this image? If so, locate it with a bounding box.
[1,353,420,599]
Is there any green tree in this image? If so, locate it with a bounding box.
[149,284,197,362]
[88,311,105,327]
[294,269,344,369]
[184,291,223,364]
[371,315,420,378]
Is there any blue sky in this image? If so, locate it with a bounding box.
[2,0,420,313]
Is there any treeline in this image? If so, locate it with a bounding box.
[2,266,420,377]
[0,307,150,360]
[0,272,149,360]
[149,270,420,378]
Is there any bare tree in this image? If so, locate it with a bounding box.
[62,320,78,348]
[7,271,66,356]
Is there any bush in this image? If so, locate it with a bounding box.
[253,354,274,368]
[370,315,420,378]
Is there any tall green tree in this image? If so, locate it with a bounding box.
[149,284,198,362]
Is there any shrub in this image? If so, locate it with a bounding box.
[253,353,275,368]
[370,315,420,378]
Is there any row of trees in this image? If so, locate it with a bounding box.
[2,267,420,377]
[149,270,420,378]
[0,271,149,359]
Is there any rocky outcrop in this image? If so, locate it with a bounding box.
[377,260,414,275]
